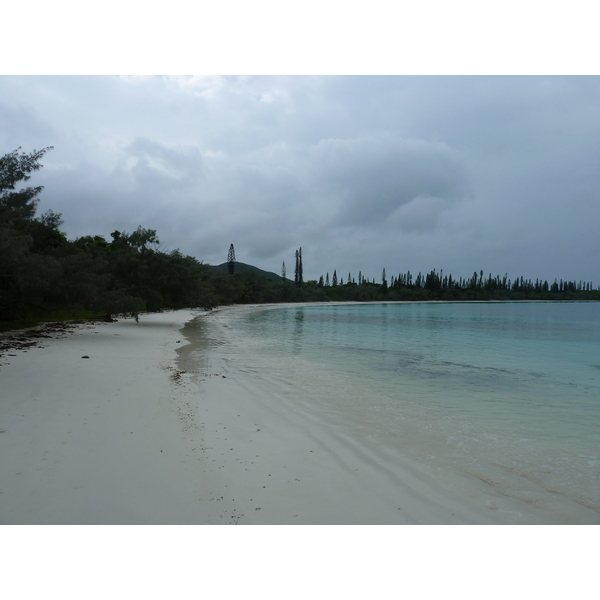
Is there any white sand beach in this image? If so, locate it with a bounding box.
[0,311,210,524]
[1,305,597,525]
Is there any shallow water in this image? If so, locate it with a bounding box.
[185,302,600,523]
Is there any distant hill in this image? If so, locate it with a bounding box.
[209,262,288,282]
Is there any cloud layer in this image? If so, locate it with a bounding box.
[1,75,599,284]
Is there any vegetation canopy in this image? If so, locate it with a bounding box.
[1,147,598,330]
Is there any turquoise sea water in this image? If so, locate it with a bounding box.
[193,301,600,521]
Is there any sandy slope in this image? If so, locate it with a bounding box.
[3,304,593,525]
[1,306,461,525]
[178,305,590,525]
[0,311,214,524]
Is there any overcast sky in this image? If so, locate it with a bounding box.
[1,4,596,578]
[2,74,599,284]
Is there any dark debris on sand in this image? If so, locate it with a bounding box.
[0,320,103,361]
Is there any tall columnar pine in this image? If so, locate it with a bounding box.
[282,261,286,281]
[294,247,303,285]
[332,270,337,287]
[294,250,299,284]
[227,243,236,274]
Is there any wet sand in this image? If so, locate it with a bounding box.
[1,304,595,524]
[0,311,207,524]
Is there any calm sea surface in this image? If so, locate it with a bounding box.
[192,301,600,521]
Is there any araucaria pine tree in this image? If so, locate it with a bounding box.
[294,250,299,284]
[294,247,303,285]
[227,243,236,274]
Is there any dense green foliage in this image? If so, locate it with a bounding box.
[0,148,328,327]
[314,267,600,302]
[1,147,598,330]
[1,148,217,323]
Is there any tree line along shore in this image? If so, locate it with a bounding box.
[2,147,598,331]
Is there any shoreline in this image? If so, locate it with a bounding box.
[2,303,598,524]
[181,304,600,524]
[0,310,211,524]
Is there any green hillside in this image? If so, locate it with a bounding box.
[209,262,288,282]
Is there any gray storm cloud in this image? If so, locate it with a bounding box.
[1,75,599,282]
[124,138,204,191]
[309,135,469,226]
